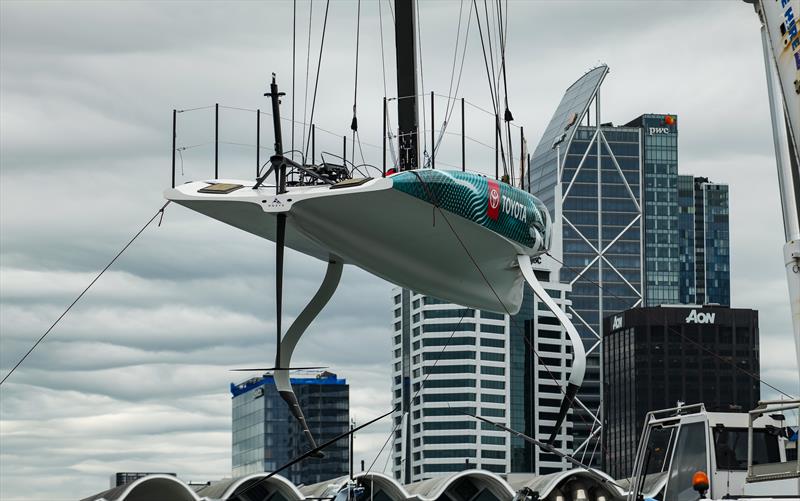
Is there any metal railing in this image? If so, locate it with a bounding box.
[169,94,530,189]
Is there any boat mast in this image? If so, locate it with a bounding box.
[394,0,419,171]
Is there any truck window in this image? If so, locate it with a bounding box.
[664,422,708,501]
[713,427,781,470]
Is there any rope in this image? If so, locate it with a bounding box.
[304,0,331,161]
[0,202,171,386]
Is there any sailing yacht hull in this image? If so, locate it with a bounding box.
[165,170,551,314]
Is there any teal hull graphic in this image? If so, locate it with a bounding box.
[391,170,551,252]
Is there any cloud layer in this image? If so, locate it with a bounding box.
[1,1,797,500]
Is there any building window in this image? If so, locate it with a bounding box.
[481,352,505,362]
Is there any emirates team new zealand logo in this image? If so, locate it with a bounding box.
[487,179,500,221]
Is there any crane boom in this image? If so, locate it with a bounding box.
[749,0,800,387]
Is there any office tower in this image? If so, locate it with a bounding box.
[529,65,640,466]
[624,114,680,307]
[231,371,349,484]
[602,305,759,478]
[678,176,731,305]
[529,65,732,467]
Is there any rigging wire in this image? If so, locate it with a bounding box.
[472,0,507,178]
[377,0,399,166]
[496,0,515,184]
[301,0,314,161]
[415,0,428,165]
[351,0,361,165]
[366,307,470,476]
[433,0,473,158]
[0,202,171,387]
[291,0,297,161]
[303,0,331,162]
[483,0,500,112]
[442,0,465,124]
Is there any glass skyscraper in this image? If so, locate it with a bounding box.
[231,371,349,484]
[529,65,731,468]
[625,114,680,307]
[678,176,731,305]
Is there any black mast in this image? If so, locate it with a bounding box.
[394,0,419,171]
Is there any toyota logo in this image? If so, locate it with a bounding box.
[489,187,500,209]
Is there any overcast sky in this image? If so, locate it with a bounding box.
[1,1,798,500]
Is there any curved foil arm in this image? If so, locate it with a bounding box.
[517,255,586,444]
[273,258,343,456]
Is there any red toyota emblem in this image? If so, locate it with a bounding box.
[487,179,500,221]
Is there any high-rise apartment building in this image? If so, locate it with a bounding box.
[391,262,575,481]
[508,264,576,474]
[231,371,349,484]
[391,290,510,482]
[602,305,759,478]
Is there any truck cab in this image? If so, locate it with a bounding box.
[627,401,799,500]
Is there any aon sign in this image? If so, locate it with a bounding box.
[685,309,715,324]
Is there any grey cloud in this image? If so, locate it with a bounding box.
[1,1,796,500]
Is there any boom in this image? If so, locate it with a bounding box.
[749,0,800,386]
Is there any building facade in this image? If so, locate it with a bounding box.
[231,372,349,484]
[625,114,680,307]
[508,264,576,474]
[678,176,731,306]
[602,305,759,478]
[529,65,731,467]
[391,262,575,482]
[391,289,510,482]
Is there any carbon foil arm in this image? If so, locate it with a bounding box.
[273,257,343,456]
[517,254,587,444]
